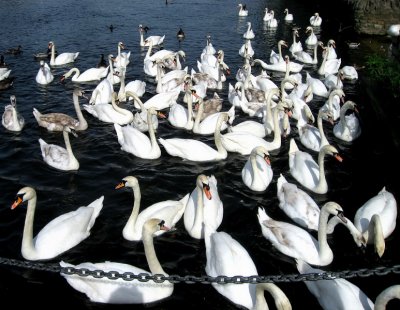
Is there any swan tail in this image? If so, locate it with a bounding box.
[277,174,287,192]
[114,123,125,146]
[74,52,80,60]
[257,207,270,222]
[33,108,42,121]
[289,138,298,155]
[86,196,104,231]
[38,138,48,158]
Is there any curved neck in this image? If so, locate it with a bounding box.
[147,111,158,151]
[375,286,400,310]
[111,96,130,116]
[314,149,328,193]
[317,113,328,146]
[145,41,153,59]
[214,115,228,158]
[193,184,205,235]
[185,91,194,129]
[118,72,126,101]
[124,184,142,237]
[318,47,328,75]
[66,68,80,79]
[127,91,145,111]
[73,93,88,130]
[142,225,166,275]
[156,63,164,92]
[21,196,38,259]
[193,98,204,131]
[369,214,385,257]
[270,106,281,145]
[313,44,318,63]
[317,206,333,263]
[339,103,351,125]
[255,283,291,310]
[63,130,77,162]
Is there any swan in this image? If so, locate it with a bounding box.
[322,39,338,60]
[293,44,318,65]
[221,100,293,155]
[299,109,333,152]
[319,88,346,122]
[270,40,288,64]
[114,68,146,102]
[296,259,374,309]
[284,8,293,22]
[139,24,165,47]
[257,201,348,266]
[0,68,11,81]
[83,92,134,125]
[289,29,303,56]
[253,57,303,73]
[324,70,344,90]
[2,95,25,132]
[289,139,343,194]
[305,26,318,46]
[39,125,80,171]
[333,100,361,142]
[33,88,88,132]
[341,65,358,80]
[353,187,397,257]
[266,10,278,28]
[277,174,320,231]
[202,35,217,55]
[48,41,79,66]
[89,78,114,105]
[139,89,180,111]
[115,176,189,241]
[168,87,195,130]
[243,22,255,40]
[238,3,248,17]
[309,12,322,27]
[11,186,103,261]
[242,146,273,192]
[184,174,223,239]
[61,66,109,83]
[114,107,161,159]
[239,39,254,59]
[158,112,229,162]
[318,43,341,76]
[263,8,272,22]
[205,226,292,309]
[306,72,329,98]
[128,91,161,132]
[106,54,121,85]
[59,218,174,304]
[375,285,400,309]
[114,41,130,68]
[35,60,54,85]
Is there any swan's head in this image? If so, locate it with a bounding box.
[321,145,343,162]
[284,8,288,14]
[344,100,359,113]
[328,39,336,48]
[118,42,126,49]
[11,187,36,209]
[115,176,139,190]
[48,41,54,49]
[314,12,319,17]
[332,88,345,103]
[306,26,313,33]
[253,146,271,165]
[321,202,347,223]
[143,218,170,235]
[279,40,288,47]
[319,110,334,125]
[10,95,16,107]
[196,175,212,200]
[73,88,87,100]
[64,126,78,137]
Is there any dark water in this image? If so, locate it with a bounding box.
[0,0,399,308]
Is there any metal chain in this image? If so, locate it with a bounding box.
[1,256,399,284]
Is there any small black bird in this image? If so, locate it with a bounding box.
[6,45,22,55]
[0,55,6,67]
[177,28,185,40]
[0,77,15,91]
[109,24,114,32]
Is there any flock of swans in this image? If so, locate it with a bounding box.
[1,2,400,309]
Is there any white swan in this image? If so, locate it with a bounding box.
[257,201,348,266]
[341,65,358,80]
[128,91,161,133]
[319,88,346,122]
[36,60,54,85]
[309,12,322,27]
[33,89,88,131]
[11,186,103,261]
[289,139,343,194]
[284,8,293,22]
[61,66,109,83]
[263,8,272,22]
[253,57,303,73]
[289,29,303,56]
[89,78,113,105]
[270,40,287,64]
[221,100,293,155]
[305,26,318,45]
[39,125,79,171]
[322,39,338,60]
[184,174,223,239]
[83,92,134,125]
[48,41,79,66]
[115,176,189,241]
[293,43,318,65]
[114,41,130,68]
[139,24,165,47]
[333,100,361,142]
[168,87,195,130]
[114,68,146,102]
[266,10,278,28]
[375,285,400,309]
[205,226,292,309]
[277,174,320,231]
[59,218,174,304]
[354,187,397,257]
[159,112,229,162]
[114,107,161,160]
[318,43,341,76]
[242,146,273,192]
[243,22,255,40]
[239,39,254,59]
[296,259,374,309]
[299,109,332,152]
[306,72,329,98]
[2,95,25,132]
[238,3,248,17]
[324,70,344,91]
[106,54,121,85]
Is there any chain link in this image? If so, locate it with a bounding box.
[0,256,399,284]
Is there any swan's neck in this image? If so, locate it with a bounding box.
[314,148,328,194]
[12,107,19,126]
[73,93,88,130]
[145,42,153,59]
[111,97,131,116]
[118,72,126,101]
[313,44,318,63]
[185,91,194,130]
[66,68,80,80]
[214,115,228,158]
[270,106,281,146]
[124,185,141,237]
[318,48,328,75]
[317,206,333,264]
[156,63,164,92]
[250,153,262,188]
[317,114,328,146]
[21,196,38,259]
[50,44,56,64]
[193,99,204,131]
[192,185,205,235]
[63,130,77,163]
[339,103,349,126]
[147,111,158,152]
[142,225,166,275]
[139,31,145,46]
[255,283,291,310]
[278,43,283,60]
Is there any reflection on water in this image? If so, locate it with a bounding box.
[0,0,399,309]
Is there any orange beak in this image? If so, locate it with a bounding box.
[115,182,125,189]
[11,196,23,210]
[334,154,343,162]
[203,184,212,200]
[264,155,271,165]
